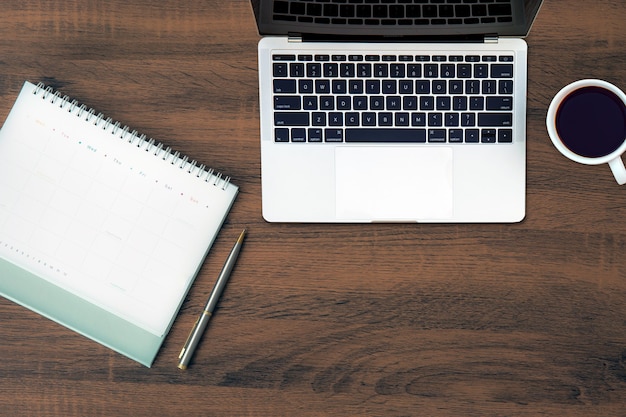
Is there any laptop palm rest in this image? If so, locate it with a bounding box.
[335,146,454,221]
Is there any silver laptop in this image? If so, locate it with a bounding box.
[254,0,543,223]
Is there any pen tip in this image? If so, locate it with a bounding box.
[238,228,247,243]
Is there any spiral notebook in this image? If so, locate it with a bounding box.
[0,81,238,366]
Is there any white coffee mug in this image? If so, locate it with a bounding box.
[546,79,626,184]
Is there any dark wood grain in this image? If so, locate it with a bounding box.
[0,1,625,416]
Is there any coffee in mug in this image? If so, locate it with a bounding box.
[547,79,626,184]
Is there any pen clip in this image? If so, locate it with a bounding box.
[178,317,200,359]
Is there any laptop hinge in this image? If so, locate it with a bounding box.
[484,34,499,44]
[291,34,489,43]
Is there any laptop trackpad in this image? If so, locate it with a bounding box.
[335,146,453,221]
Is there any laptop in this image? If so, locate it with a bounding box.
[254,0,543,223]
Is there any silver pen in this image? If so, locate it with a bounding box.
[177,229,247,370]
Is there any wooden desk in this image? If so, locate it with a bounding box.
[0,1,625,415]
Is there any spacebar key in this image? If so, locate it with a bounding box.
[345,128,427,143]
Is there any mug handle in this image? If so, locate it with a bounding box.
[608,156,626,185]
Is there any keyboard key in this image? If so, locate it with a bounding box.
[290,63,305,77]
[453,96,467,110]
[345,128,426,143]
[337,96,351,110]
[478,113,513,127]
[274,112,309,126]
[499,80,514,94]
[357,63,372,77]
[386,96,402,110]
[407,64,422,77]
[299,79,313,93]
[420,96,434,110]
[374,64,388,77]
[362,113,376,126]
[308,128,323,142]
[433,80,447,94]
[470,96,484,110]
[273,63,288,77]
[320,96,334,110]
[428,129,446,142]
[498,129,513,143]
[466,80,481,94]
[370,96,384,110]
[403,96,418,110]
[428,113,443,127]
[273,79,296,93]
[312,112,326,126]
[482,80,497,94]
[491,64,514,78]
[411,112,426,126]
[316,80,330,93]
[325,129,343,142]
[340,63,355,77]
[323,63,338,77]
[303,96,317,110]
[449,129,464,143]
[307,63,322,77]
[457,64,472,78]
[416,81,430,94]
[474,64,489,78]
[436,96,451,110]
[291,128,306,142]
[382,80,397,94]
[399,80,414,94]
[461,113,476,127]
[441,64,455,78]
[424,64,438,78]
[466,129,479,143]
[395,113,410,126]
[445,113,459,127]
[353,96,368,110]
[481,129,497,143]
[486,96,513,111]
[366,80,381,94]
[378,113,393,126]
[275,128,289,142]
[345,113,359,126]
[332,80,347,94]
[390,64,405,78]
[349,80,364,94]
[272,55,295,61]
[274,96,301,110]
[329,112,343,126]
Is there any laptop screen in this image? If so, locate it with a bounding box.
[253,0,543,39]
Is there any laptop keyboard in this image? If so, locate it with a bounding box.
[271,52,515,144]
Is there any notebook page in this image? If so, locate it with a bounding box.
[0,82,238,337]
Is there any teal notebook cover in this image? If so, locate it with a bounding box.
[0,81,238,367]
[0,258,162,366]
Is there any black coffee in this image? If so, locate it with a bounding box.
[555,86,626,158]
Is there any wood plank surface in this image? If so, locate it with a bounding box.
[0,1,625,416]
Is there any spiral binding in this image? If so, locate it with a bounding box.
[32,82,232,190]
